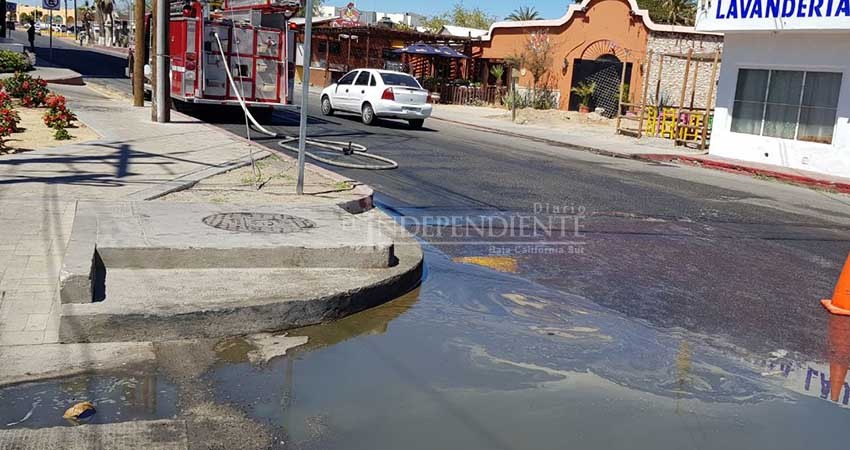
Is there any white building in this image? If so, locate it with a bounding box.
[438,25,488,38]
[696,0,850,178]
[317,4,425,27]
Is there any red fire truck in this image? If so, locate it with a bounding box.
[129,0,300,110]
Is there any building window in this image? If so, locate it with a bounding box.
[731,69,842,145]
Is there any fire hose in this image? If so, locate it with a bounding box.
[213,32,398,170]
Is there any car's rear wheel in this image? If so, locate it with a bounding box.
[361,103,376,125]
[321,96,334,116]
[408,119,425,129]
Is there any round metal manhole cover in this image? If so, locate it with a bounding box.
[202,212,316,234]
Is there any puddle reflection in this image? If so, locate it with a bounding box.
[202,248,850,450]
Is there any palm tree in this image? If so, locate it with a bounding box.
[505,6,540,21]
[662,0,696,25]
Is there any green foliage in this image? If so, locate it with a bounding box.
[502,88,558,110]
[637,0,696,24]
[54,128,72,140]
[0,50,32,74]
[505,6,540,21]
[571,81,596,107]
[489,64,504,81]
[295,0,324,17]
[620,83,630,102]
[422,3,498,32]
[3,73,49,107]
[19,12,32,24]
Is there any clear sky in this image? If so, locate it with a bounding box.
[348,0,571,21]
[14,0,573,22]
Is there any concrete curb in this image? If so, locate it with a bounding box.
[434,115,850,195]
[58,210,423,343]
[431,115,681,162]
[639,154,850,194]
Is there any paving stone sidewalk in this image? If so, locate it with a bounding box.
[0,84,347,347]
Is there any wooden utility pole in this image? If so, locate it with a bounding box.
[133,0,145,106]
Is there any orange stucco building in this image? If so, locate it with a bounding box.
[473,0,723,113]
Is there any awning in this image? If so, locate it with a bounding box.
[393,42,444,56]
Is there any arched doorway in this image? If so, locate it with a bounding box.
[568,40,633,117]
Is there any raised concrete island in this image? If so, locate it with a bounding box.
[58,202,422,343]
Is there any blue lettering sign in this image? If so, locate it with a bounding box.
[782,0,796,16]
[727,0,740,17]
[766,0,782,16]
[742,0,755,16]
[810,0,824,16]
[715,0,850,18]
[751,0,764,17]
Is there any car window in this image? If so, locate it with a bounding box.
[369,74,377,86]
[354,71,370,86]
[378,73,421,88]
[337,71,358,85]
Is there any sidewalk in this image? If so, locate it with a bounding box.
[0,83,370,347]
[430,104,850,194]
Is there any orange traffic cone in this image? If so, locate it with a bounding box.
[827,315,850,402]
[822,253,850,316]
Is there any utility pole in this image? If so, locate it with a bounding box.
[132,0,144,106]
[295,0,312,195]
[0,0,7,39]
[73,0,78,40]
[151,0,169,122]
[150,0,157,120]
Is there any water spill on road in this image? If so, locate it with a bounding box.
[196,246,848,450]
[0,373,178,429]
[1,227,847,448]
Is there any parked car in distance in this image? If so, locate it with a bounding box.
[320,69,432,129]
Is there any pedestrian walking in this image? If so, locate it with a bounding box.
[27,20,36,52]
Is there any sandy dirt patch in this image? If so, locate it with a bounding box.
[1,103,99,155]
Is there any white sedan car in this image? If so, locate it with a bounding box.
[320,69,432,129]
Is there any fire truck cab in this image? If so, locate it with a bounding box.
[129,0,300,110]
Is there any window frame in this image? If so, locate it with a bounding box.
[731,67,842,145]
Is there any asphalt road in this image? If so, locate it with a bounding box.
[17,34,850,361]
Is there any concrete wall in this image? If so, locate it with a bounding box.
[644,32,723,109]
[710,32,850,178]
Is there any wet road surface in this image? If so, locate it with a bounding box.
[3,39,850,448]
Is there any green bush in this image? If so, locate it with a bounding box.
[0,50,32,74]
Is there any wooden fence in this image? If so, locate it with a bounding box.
[434,85,507,106]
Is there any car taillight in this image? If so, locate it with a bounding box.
[186,61,196,71]
[381,88,395,101]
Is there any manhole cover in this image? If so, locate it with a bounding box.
[202,213,316,234]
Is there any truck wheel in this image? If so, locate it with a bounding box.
[321,96,334,116]
[361,103,376,126]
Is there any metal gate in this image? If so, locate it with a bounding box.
[569,58,632,118]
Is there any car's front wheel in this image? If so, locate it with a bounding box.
[408,119,425,129]
[321,96,334,116]
[361,103,376,126]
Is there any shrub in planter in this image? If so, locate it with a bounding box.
[0,106,21,148]
[0,50,33,74]
[43,93,77,140]
[0,90,12,109]
[3,72,49,107]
